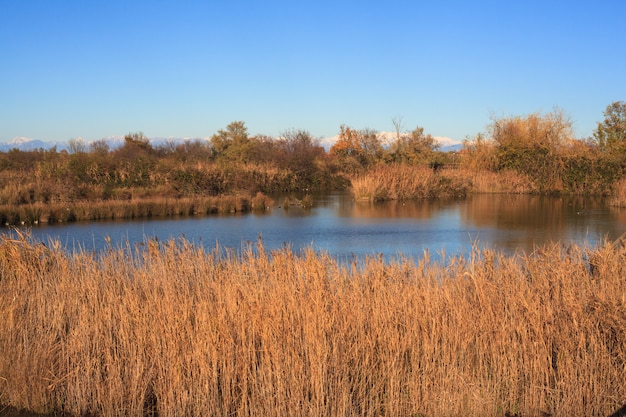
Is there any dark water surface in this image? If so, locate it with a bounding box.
[8,192,626,261]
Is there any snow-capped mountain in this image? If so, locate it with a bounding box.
[0,136,212,153]
[2,134,463,154]
[319,132,462,152]
[0,137,66,152]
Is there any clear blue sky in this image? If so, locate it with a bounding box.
[1,0,625,144]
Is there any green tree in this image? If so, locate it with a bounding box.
[593,101,626,158]
[388,126,438,165]
[210,121,253,163]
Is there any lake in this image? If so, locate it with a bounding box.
[6,192,626,261]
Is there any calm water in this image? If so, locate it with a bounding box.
[7,192,626,261]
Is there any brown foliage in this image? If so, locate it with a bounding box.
[351,164,469,201]
[1,233,625,416]
[0,194,274,225]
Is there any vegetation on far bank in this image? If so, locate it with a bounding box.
[1,102,625,224]
[1,231,625,417]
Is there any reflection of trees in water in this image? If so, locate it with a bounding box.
[341,199,453,220]
[461,194,618,241]
[328,192,624,252]
[610,207,626,229]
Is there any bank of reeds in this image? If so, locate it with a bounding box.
[351,165,470,201]
[0,192,274,225]
[352,166,538,201]
[457,169,539,194]
[1,232,625,417]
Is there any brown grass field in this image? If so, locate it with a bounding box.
[1,231,625,417]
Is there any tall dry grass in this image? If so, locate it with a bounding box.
[609,178,626,208]
[0,193,274,225]
[1,232,625,417]
[453,169,539,194]
[351,165,538,202]
[351,165,469,201]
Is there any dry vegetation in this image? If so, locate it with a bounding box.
[3,103,626,223]
[350,165,448,201]
[609,178,626,208]
[1,231,625,417]
[0,192,274,225]
[0,126,343,225]
[350,165,539,202]
[456,169,539,194]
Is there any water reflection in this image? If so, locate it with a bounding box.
[460,194,625,252]
[7,192,626,261]
[344,199,444,220]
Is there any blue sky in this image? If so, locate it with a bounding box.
[1,1,625,144]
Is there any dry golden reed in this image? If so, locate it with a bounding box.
[453,169,539,194]
[1,231,625,417]
[350,165,536,202]
[0,193,274,225]
[351,164,469,201]
[610,178,626,208]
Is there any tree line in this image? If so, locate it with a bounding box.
[0,101,624,208]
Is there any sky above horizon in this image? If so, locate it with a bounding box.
[1,1,625,144]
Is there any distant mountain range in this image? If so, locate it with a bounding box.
[0,137,67,152]
[1,134,463,153]
[318,132,463,152]
[0,136,201,153]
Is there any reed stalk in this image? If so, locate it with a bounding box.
[1,232,625,417]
